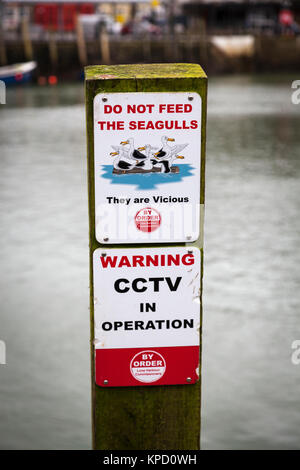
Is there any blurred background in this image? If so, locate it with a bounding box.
[0,0,300,451]
[1,0,300,78]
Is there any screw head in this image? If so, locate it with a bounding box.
[188,96,194,101]
[102,97,107,102]
[101,253,107,257]
[103,379,108,385]
[186,377,192,383]
[186,235,192,240]
[188,250,193,254]
[103,237,109,242]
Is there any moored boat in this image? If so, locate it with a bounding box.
[0,61,37,85]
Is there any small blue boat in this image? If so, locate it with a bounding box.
[0,61,37,85]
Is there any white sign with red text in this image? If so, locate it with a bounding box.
[93,92,202,244]
[93,246,201,387]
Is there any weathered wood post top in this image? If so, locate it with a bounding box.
[85,63,207,450]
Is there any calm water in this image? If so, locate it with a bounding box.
[0,76,299,449]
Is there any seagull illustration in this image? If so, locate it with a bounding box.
[152,137,188,173]
[136,145,158,170]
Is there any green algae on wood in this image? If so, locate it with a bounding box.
[85,63,207,80]
[85,63,207,450]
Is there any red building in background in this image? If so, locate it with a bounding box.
[34,3,95,31]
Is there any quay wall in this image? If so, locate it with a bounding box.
[3,36,300,78]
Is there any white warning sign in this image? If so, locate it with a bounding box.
[93,92,202,244]
[93,246,201,387]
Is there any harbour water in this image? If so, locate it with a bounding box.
[0,75,299,449]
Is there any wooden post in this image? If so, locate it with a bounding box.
[198,17,208,68]
[99,26,111,65]
[75,14,87,66]
[142,33,151,62]
[0,37,6,66]
[21,8,33,62]
[0,0,7,65]
[85,64,207,450]
[48,30,58,70]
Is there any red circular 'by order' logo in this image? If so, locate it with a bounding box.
[135,207,161,233]
[130,350,166,383]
